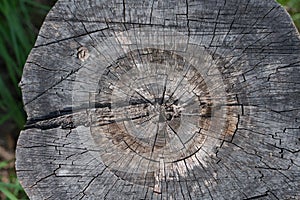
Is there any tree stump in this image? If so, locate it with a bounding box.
[16,0,300,199]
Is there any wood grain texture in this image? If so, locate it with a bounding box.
[16,0,300,199]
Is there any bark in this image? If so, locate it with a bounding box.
[16,0,300,199]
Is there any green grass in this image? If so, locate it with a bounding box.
[0,1,53,199]
[0,0,298,199]
[0,160,28,200]
[278,0,300,30]
[0,0,52,129]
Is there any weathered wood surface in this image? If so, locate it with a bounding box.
[16,0,300,199]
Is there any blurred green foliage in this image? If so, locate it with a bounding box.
[0,161,28,200]
[278,0,300,30]
[0,0,51,129]
[0,1,52,199]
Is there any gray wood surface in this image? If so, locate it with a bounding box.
[16,0,300,199]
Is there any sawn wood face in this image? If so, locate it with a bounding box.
[16,0,300,199]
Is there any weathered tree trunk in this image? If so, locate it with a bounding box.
[16,0,300,199]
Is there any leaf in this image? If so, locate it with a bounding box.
[0,182,22,190]
[0,161,9,169]
[292,13,300,21]
[0,187,18,200]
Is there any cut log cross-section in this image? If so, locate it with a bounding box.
[16,0,300,199]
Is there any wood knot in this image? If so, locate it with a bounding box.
[77,46,89,61]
